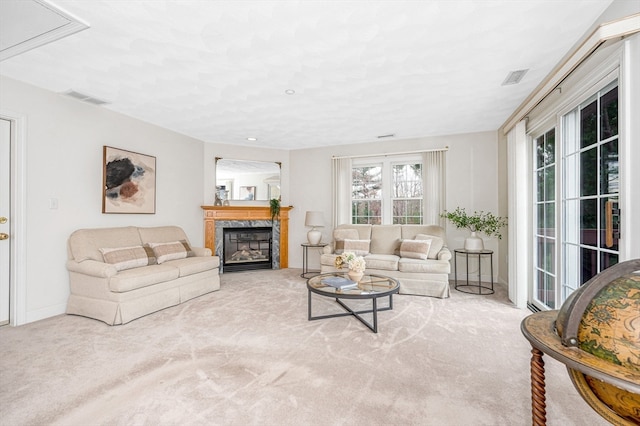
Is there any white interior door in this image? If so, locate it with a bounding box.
[0,118,10,326]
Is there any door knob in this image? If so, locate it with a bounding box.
[0,217,6,224]
[0,233,8,240]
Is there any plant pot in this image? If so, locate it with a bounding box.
[348,270,364,282]
[464,231,484,251]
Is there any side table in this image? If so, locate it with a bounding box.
[454,249,494,295]
[301,242,328,278]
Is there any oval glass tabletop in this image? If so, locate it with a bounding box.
[307,272,399,299]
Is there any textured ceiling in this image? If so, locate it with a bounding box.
[0,0,614,150]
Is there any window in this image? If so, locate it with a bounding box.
[351,156,423,225]
[352,164,382,224]
[392,163,423,224]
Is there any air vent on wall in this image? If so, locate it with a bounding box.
[62,89,110,106]
[502,69,529,86]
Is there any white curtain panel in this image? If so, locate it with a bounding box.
[331,157,352,227]
[421,150,447,226]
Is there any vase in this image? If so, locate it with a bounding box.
[348,270,364,282]
[464,231,484,251]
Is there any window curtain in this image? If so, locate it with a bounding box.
[331,157,352,227]
[421,150,446,226]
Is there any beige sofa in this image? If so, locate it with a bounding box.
[66,226,220,325]
[320,224,451,298]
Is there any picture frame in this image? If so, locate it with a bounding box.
[102,146,156,214]
[240,186,256,201]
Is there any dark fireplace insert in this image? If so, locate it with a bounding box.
[222,227,272,272]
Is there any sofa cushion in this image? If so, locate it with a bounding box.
[69,226,142,262]
[99,245,157,271]
[398,258,451,274]
[399,239,431,260]
[364,254,399,271]
[165,256,220,277]
[414,234,444,259]
[343,239,371,256]
[138,225,190,245]
[333,228,359,254]
[109,264,180,292]
[370,225,402,254]
[148,240,195,264]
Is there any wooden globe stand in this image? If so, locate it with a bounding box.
[520,259,640,426]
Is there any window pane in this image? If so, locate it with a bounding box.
[545,129,555,165]
[580,199,597,247]
[536,204,544,235]
[599,199,619,251]
[544,203,555,237]
[581,247,597,285]
[600,87,618,140]
[545,240,555,274]
[544,166,555,201]
[393,164,422,198]
[601,251,618,271]
[580,100,597,148]
[600,140,618,195]
[352,166,381,199]
[536,170,545,201]
[536,237,545,270]
[580,148,597,196]
[536,136,545,169]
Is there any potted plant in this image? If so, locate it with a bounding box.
[269,198,280,223]
[441,207,508,251]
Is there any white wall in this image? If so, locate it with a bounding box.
[288,131,502,275]
[1,76,207,324]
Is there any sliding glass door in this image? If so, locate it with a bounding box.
[531,82,620,311]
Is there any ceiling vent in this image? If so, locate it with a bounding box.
[502,69,529,86]
[62,89,110,106]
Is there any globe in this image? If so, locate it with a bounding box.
[556,272,640,424]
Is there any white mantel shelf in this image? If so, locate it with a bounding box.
[201,205,293,269]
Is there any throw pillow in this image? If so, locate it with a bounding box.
[148,240,195,264]
[343,239,371,256]
[400,239,431,260]
[333,228,359,254]
[415,234,444,259]
[99,245,157,271]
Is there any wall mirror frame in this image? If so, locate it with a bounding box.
[215,158,281,202]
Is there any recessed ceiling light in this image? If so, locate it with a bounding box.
[285,89,295,95]
[502,69,529,86]
[247,137,257,141]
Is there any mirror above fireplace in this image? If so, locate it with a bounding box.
[215,158,281,201]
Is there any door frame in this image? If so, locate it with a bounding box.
[0,110,27,326]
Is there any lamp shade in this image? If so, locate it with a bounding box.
[305,211,324,228]
[305,211,324,245]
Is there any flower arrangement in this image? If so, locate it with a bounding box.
[335,251,366,273]
[440,207,508,239]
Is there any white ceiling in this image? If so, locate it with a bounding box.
[0,0,615,150]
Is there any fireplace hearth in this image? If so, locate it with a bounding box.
[223,227,272,272]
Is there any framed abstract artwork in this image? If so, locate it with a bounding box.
[102,146,156,214]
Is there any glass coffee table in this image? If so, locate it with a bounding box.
[306,272,399,333]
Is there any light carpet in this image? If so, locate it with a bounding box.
[1,269,606,425]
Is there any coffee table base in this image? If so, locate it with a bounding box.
[308,292,394,333]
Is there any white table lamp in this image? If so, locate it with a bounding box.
[305,211,324,245]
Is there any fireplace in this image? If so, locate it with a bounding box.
[223,227,272,272]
